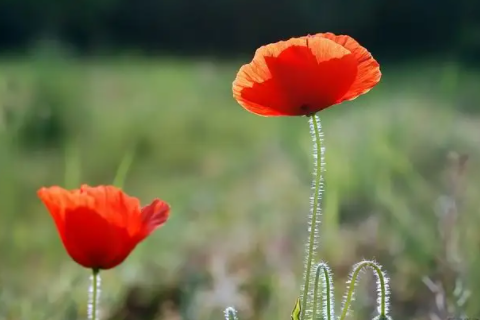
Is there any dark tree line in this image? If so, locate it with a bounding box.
[0,0,479,60]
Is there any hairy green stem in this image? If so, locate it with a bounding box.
[89,268,101,320]
[340,261,389,320]
[312,263,334,320]
[301,114,323,320]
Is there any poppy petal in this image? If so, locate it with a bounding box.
[78,185,141,228]
[62,206,133,269]
[37,187,76,243]
[233,39,304,116]
[317,33,381,101]
[141,199,170,234]
[303,35,358,110]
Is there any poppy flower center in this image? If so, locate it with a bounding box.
[300,104,315,116]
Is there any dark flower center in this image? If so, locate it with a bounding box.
[300,104,315,117]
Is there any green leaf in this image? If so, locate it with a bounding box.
[291,298,301,320]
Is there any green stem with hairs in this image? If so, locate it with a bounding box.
[339,261,388,320]
[300,114,323,320]
[90,268,100,320]
[312,263,333,320]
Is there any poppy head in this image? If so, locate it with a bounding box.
[232,33,381,116]
[37,184,170,270]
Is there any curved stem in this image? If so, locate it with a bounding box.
[312,263,334,320]
[88,268,101,320]
[340,260,389,320]
[300,114,324,320]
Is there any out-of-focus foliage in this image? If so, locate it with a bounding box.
[0,0,480,60]
[1,56,480,320]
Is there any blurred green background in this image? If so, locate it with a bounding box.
[1,1,480,320]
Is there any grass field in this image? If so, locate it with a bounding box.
[1,55,480,320]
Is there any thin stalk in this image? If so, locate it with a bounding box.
[88,268,101,320]
[311,262,334,320]
[300,114,325,320]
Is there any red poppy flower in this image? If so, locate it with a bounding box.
[232,32,381,116]
[37,184,170,270]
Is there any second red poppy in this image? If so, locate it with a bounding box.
[38,185,170,270]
